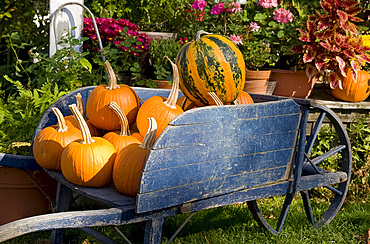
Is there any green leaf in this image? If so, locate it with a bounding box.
[11,32,20,40]
[277,30,285,39]
[71,38,81,46]
[79,58,92,73]
[254,13,267,22]
[268,21,279,29]
[136,79,145,85]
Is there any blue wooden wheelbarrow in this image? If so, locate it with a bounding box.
[0,86,351,243]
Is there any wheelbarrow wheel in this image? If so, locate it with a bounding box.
[299,104,351,228]
[247,103,351,234]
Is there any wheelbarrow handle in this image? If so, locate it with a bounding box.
[0,153,40,170]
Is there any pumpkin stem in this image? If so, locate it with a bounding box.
[52,107,68,132]
[69,104,95,144]
[209,92,224,106]
[75,93,87,120]
[105,60,120,90]
[109,101,130,136]
[140,117,157,150]
[163,56,180,109]
[195,30,213,41]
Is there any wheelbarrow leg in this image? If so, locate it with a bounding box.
[144,217,164,244]
[51,182,72,244]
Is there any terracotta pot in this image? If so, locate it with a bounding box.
[0,166,57,225]
[245,69,271,80]
[244,70,272,94]
[154,80,172,89]
[244,80,268,94]
[271,69,316,98]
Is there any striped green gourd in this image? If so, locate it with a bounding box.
[175,30,245,106]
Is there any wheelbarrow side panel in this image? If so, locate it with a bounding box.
[136,99,302,213]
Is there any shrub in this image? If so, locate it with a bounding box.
[347,114,370,201]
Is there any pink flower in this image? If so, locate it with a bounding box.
[192,0,207,11]
[211,2,226,15]
[229,34,243,45]
[250,22,260,32]
[227,2,242,13]
[273,8,294,23]
[258,0,278,8]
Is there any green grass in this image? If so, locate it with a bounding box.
[3,198,370,244]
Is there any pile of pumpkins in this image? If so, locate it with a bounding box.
[32,31,254,196]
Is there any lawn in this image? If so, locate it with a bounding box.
[3,197,370,244]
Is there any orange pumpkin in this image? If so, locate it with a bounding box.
[136,57,184,140]
[86,61,140,131]
[113,117,157,196]
[33,107,82,171]
[61,104,116,187]
[234,91,254,105]
[65,93,103,137]
[103,101,141,154]
[332,69,370,102]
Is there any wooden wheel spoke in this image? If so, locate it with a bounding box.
[300,190,316,228]
[309,145,347,166]
[305,111,326,155]
[275,194,294,234]
[324,185,343,196]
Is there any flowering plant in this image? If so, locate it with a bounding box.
[83,17,150,55]
[297,0,370,88]
[239,0,306,70]
[83,17,151,84]
[180,0,245,38]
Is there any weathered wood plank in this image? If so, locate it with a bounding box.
[297,172,348,192]
[140,148,294,193]
[46,170,136,208]
[136,166,289,213]
[167,99,301,126]
[0,208,123,243]
[188,180,292,213]
[0,153,40,170]
[146,131,297,171]
[154,113,300,150]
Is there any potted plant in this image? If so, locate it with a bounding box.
[239,0,317,98]
[235,36,277,94]
[297,0,370,101]
[137,37,184,88]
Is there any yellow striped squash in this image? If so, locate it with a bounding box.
[175,31,245,106]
